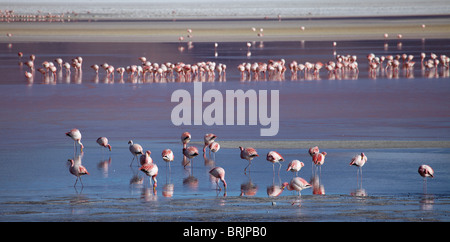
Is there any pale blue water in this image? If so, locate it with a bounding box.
[0,39,449,221]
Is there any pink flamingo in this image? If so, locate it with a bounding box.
[308,146,319,156]
[162,149,174,163]
[24,71,33,79]
[128,140,144,166]
[349,152,367,169]
[183,146,199,168]
[350,152,367,184]
[139,163,158,190]
[286,159,304,177]
[140,150,153,165]
[66,128,84,152]
[203,133,217,153]
[239,146,259,173]
[418,164,434,192]
[209,141,220,160]
[91,64,99,74]
[162,148,174,171]
[96,137,111,151]
[181,131,191,148]
[312,152,327,166]
[282,177,311,199]
[209,141,220,153]
[266,151,284,173]
[418,164,434,179]
[68,159,89,187]
[209,166,227,191]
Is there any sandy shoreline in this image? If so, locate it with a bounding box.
[189,140,450,149]
[1,16,450,43]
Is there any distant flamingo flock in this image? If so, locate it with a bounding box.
[65,129,435,201]
[20,48,449,85]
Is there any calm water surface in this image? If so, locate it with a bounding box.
[0,39,449,221]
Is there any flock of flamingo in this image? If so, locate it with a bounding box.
[66,128,435,200]
[20,47,450,85]
[1,9,89,23]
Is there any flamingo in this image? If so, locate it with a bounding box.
[128,140,144,166]
[162,149,174,163]
[140,150,153,165]
[286,160,304,176]
[308,146,319,156]
[203,133,217,153]
[349,152,367,168]
[282,177,311,197]
[209,141,220,153]
[350,152,367,183]
[418,164,434,193]
[266,151,284,173]
[54,58,63,69]
[209,166,227,191]
[24,71,33,79]
[183,146,199,168]
[68,159,89,187]
[139,163,158,189]
[181,131,191,148]
[209,141,220,160]
[66,128,84,152]
[91,64,99,74]
[239,146,259,173]
[96,137,111,151]
[418,164,434,179]
[312,152,327,166]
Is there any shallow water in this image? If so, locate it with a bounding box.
[0,39,449,221]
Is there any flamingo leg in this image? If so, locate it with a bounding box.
[244,160,252,173]
[130,155,136,167]
[216,181,222,191]
[184,159,191,168]
[79,176,84,187]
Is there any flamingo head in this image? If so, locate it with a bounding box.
[281,182,289,190]
[300,161,305,167]
[239,146,243,151]
[107,144,112,151]
[322,152,327,156]
[146,150,151,156]
[128,140,133,145]
[361,152,365,157]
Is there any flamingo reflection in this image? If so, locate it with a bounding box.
[267,166,284,197]
[183,155,199,190]
[240,172,258,197]
[97,157,112,178]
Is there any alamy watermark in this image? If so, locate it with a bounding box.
[171,82,279,136]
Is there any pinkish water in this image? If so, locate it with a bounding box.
[0,39,449,221]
